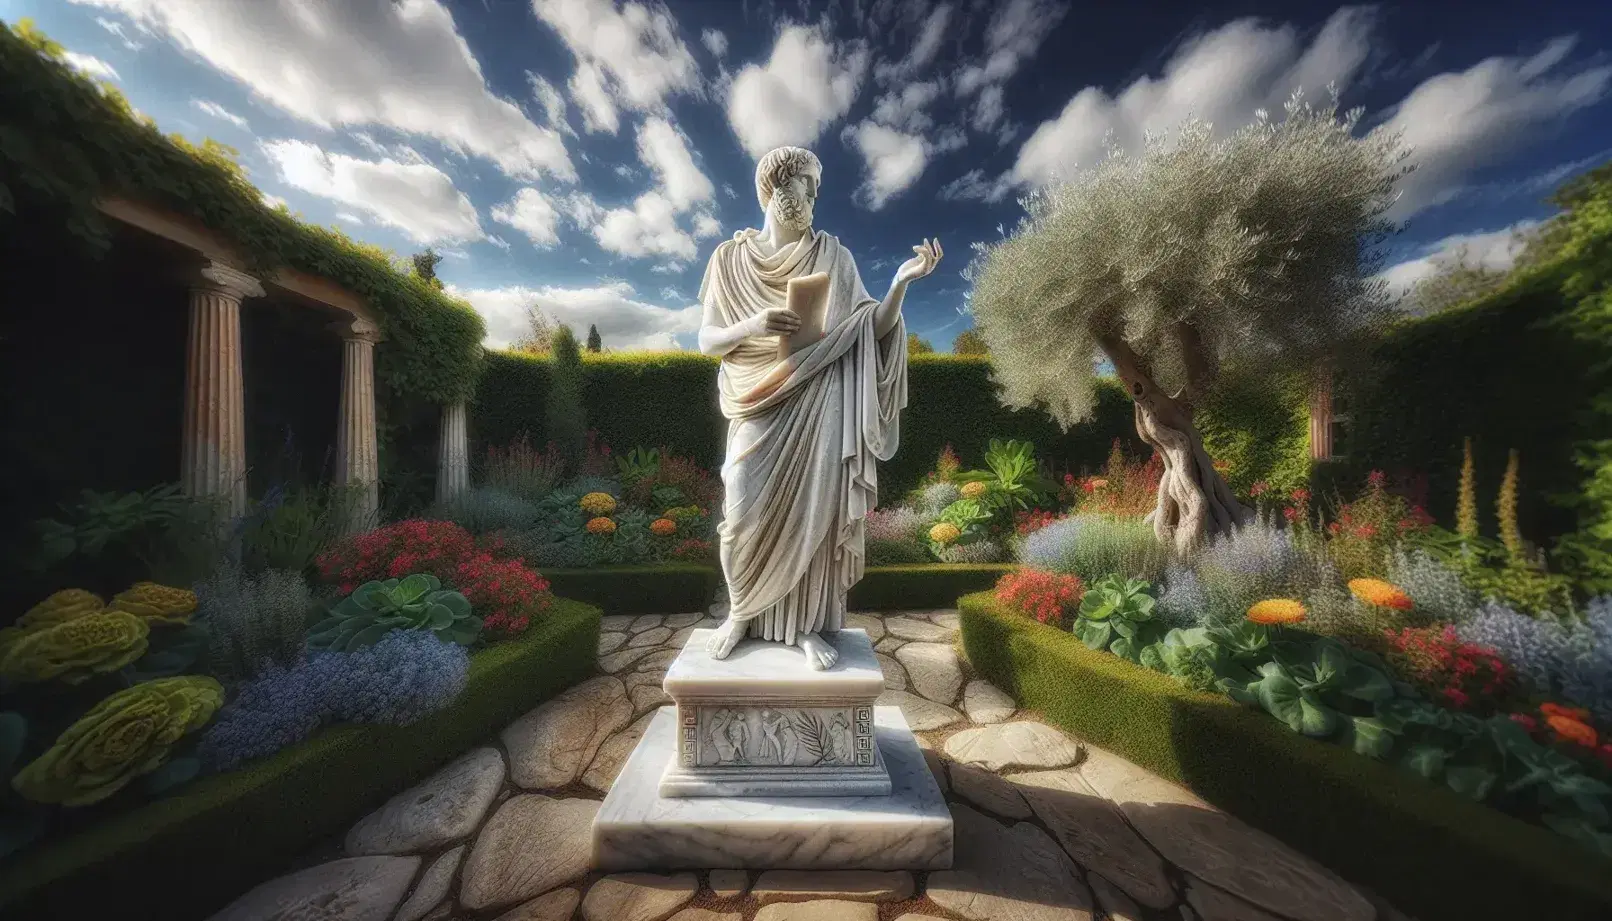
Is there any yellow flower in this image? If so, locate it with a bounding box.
[1348,578,1414,611]
[1248,598,1307,625]
[929,522,962,545]
[13,676,223,806]
[0,611,150,685]
[19,589,105,630]
[587,517,618,535]
[108,582,196,626]
[650,518,677,536]
[960,481,988,500]
[579,492,617,516]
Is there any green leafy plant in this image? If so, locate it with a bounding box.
[307,574,479,651]
[1140,627,1225,691]
[28,485,225,579]
[956,439,1053,512]
[616,447,662,487]
[1073,575,1161,662]
[1220,635,1402,755]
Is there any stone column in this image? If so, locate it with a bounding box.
[333,317,383,534]
[436,401,471,504]
[1309,364,1334,461]
[182,263,263,518]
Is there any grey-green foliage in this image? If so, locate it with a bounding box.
[1020,513,1170,584]
[427,487,538,535]
[914,482,961,517]
[964,90,1408,428]
[308,574,480,651]
[547,325,587,473]
[1388,547,1476,625]
[197,561,312,683]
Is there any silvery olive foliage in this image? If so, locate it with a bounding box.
[964,89,1412,427]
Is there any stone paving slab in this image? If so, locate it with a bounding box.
[215,608,1404,921]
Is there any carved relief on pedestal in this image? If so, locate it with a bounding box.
[683,705,875,769]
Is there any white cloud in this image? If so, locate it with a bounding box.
[191,99,249,129]
[70,0,575,181]
[590,190,701,260]
[969,7,1375,204]
[63,51,119,80]
[491,187,564,248]
[527,71,574,136]
[1003,7,1375,197]
[870,81,941,132]
[843,122,930,210]
[95,16,143,50]
[335,211,364,224]
[692,212,723,238]
[261,192,289,210]
[1378,220,1539,296]
[262,139,485,244]
[1378,37,1612,218]
[448,280,700,350]
[873,2,951,85]
[487,234,511,251]
[635,116,715,211]
[702,28,728,58]
[725,24,869,158]
[531,0,702,136]
[953,0,1065,130]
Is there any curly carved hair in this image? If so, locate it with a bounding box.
[754,146,822,211]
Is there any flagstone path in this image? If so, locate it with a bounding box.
[206,592,1417,921]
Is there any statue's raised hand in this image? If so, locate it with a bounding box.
[895,238,942,285]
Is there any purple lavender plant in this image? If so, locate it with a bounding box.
[199,630,470,772]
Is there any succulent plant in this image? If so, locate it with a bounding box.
[616,446,661,486]
[0,611,150,685]
[307,574,480,652]
[108,582,198,626]
[1074,575,1162,662]
[18,589,105,630]
[11,676,223,806]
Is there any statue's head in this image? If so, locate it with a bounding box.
[755,146,821,234]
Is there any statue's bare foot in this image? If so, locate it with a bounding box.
[706,617,745,659]
[798,632,839,671]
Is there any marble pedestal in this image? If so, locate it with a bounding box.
[593,705,953,871]
[660,628,888,797]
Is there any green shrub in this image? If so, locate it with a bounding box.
[960,592,1612,921]
[1018,514,1170,585]
[425,487,539,535]
[0,599,599,921]
[543,565,720,615]
[847,564,1016,610]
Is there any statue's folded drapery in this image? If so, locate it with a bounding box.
[699,227,908,645]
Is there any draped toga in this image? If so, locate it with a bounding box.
[698,227,909,645]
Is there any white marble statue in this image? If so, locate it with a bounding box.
[697,146,942,670]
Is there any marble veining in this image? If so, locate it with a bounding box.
[666,629,884,701]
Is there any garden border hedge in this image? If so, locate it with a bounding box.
[850,564,1017,610]
[958,592,1612,921]
[0,599,601,921]
[544,564,721,615]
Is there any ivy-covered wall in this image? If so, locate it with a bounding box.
[0,21,486,407]
[472,352,1313,500]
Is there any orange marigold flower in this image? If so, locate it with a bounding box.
[586,517,617,535]
[650,518,677,536]
[1348,578,1414,610]
[1248,598,1307,625]
[1540,702,1593,721]
[1546,714,1599,748]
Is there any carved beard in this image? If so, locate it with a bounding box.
[771,188,812,233]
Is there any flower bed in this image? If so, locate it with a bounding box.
[0,597,600,921]
[960,592,1612,921]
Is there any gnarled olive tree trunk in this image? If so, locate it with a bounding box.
[1100,333,1250,555]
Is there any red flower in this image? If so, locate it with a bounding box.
[1290,488,1311,502]
[994,570,1084,627]
[1283,507,1301,522]
[1249,481,1268,497]
[1367,469,1387,488]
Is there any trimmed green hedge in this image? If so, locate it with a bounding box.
[1341,265,1607,549]
[546,564,721,615]
[959,593,1612,921]
[849,564,1017,610]
[473,352,1310,500]
[0,599,601,921]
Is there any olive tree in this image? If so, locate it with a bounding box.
[965,92,1410,554]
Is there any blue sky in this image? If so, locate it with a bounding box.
[8,0,1611,351]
